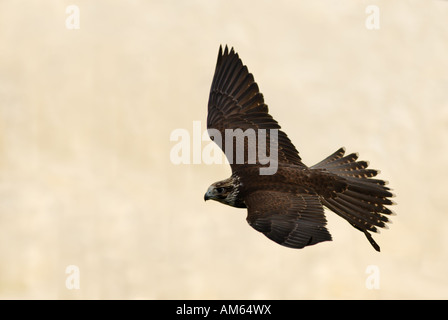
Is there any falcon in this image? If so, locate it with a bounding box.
[204,45,395,251]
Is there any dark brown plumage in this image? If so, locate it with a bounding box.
[204,45,395,251]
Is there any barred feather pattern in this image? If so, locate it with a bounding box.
[311,147,395,251]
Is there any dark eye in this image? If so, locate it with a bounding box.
[216,187,224,194]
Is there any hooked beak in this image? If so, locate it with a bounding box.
[204,188,213,201]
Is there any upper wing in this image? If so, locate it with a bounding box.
[207,46,306,172]
[245,190,332,249]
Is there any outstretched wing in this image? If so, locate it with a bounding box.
[207,45,306,172]
[245,190,332,249]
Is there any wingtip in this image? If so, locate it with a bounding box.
[219,44,236,57]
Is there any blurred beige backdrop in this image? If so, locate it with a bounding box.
[0,0,447,299]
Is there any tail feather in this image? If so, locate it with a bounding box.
[324,155,363,169]
[327,160,369,171]
[313,147,346,167]
[311,148,395,252]
[337,169,379,178]
[338,192,394,215]
[344,179,393,199]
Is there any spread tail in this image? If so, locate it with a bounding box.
[312,147,395,252]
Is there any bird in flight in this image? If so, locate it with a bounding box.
[204,45,395,251]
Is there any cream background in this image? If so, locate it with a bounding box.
[0,0,447,299]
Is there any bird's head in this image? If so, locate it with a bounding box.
[204,177,242,207]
